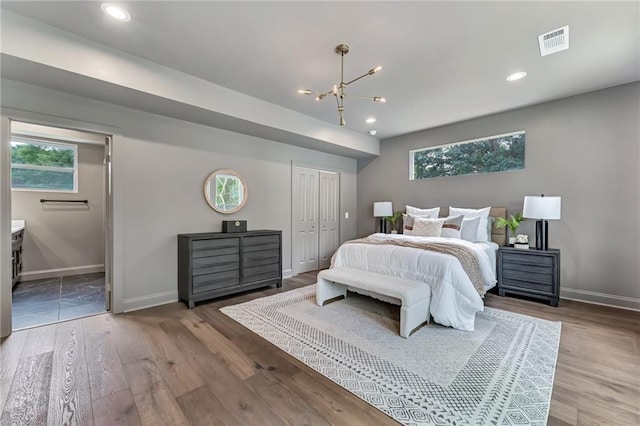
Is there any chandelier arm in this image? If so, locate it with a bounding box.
[343,94,384,101]
[344,71,377,86]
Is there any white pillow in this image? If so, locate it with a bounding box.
[412,217,445,237]
[406,205,440,218]
[460,217,481,242]
[441,215,464,239]
[450,207,491,242]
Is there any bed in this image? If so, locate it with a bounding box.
[328,207,506,331]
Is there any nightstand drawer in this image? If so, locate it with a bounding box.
[502,252,554,266]
[502,268,553,285]
[503,262,552,275]
[500,278,554,295]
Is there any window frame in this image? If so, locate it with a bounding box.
[10,136,79,193]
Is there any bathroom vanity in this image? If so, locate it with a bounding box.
[11,220,24,286]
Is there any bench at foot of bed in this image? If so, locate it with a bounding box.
[316,267,431,338]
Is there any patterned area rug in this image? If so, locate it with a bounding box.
[220,285,561,426]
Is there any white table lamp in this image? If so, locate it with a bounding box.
[373,201,393,233]
[523,195,561,250]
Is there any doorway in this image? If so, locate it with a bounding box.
[292,164,340,274]
[9,120,112,330]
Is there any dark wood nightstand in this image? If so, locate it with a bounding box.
[497,247,560,306]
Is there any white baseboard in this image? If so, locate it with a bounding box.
[282,269,293,279]
[561,287,640,312]
[20,264,105,281]
[122,290,178,313]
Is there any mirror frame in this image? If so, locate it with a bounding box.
[203,168,248,214]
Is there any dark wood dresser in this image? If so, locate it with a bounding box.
[178,230,282,308]
[497,247,561,306]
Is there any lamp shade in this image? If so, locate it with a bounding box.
[373,201,393,217]
[523,195,561,220]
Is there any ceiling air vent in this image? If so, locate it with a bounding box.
[538,26,569,56]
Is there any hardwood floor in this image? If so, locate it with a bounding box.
[1,271,638,425]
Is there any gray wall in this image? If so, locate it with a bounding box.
[12,139,105,276]
[358,82,640,308]
[2,79,358,311]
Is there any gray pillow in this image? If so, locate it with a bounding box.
[486,216,496,242]
[460,217,481,242]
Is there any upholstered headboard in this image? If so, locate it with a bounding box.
[439,207,507,246]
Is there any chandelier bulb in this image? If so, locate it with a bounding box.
[374,97,387,103]
[298,89,312,95]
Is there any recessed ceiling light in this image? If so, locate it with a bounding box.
[368,130,377,136]
[506,71,527,82]
[365,117,377,124]
[101,3,131,22]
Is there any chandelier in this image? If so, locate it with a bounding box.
[298,44,386,126]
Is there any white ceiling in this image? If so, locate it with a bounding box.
[1,1,639,140]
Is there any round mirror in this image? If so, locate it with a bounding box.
[203,169,248,214]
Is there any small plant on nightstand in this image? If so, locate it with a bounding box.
[384,211,403,234]
[495,212,525,244]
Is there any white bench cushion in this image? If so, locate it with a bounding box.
[316,267,431,338]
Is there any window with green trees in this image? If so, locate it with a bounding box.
[409,131,525,180]
[11,138,78,192]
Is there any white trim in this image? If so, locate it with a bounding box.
[20,264,105,282]
[282,269,293,279]
[122,291,178,313]
[1,117,13,337]
[561,287,640,312]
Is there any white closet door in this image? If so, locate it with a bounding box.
[292,166,319,273]
[318,171,339,269]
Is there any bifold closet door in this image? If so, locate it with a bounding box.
[318,171,339,269]
[293,166,319,273]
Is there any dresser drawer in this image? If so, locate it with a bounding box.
[500,278,554,295]
[502,251,554,266]
[243,235,280,253]
[192,238,239,251]
[192,253,239,269]
[193,269,240,289]
[243,263,280,283]
[243,250,280,268]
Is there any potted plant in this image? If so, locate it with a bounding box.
[495,212,525,245]
[384,211,403,234]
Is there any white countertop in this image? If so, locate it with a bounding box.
[11,220,25,234]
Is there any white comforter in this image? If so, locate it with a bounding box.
[331,233,497,331]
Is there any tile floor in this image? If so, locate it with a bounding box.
[11,272,106,330]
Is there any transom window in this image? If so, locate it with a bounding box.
[10,138,78,192]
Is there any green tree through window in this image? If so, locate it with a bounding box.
[11,139,77,191]
[410,131,525,180]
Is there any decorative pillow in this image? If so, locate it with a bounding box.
[402,213,416,235]
[441,215,464,239]
[450,206,491,242]
[460,217,481,242]
[406,205,440,218]
[412,217,445,237]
